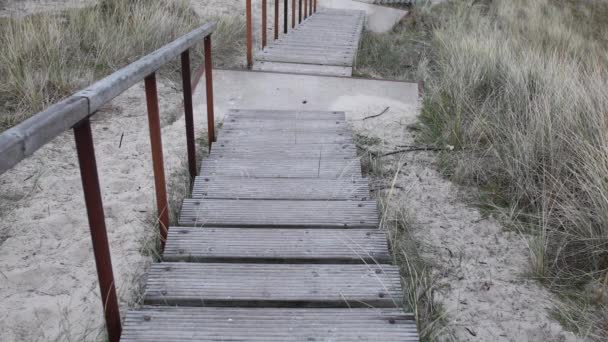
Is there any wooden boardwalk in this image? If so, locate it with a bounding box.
[120,8,419,342]
[121,108,419,340]
[253,8,366,76]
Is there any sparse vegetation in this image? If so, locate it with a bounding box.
[414,0,608,339]
[356,134,448,341]
[0,0,245,131]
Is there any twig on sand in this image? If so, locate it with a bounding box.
[380,146,443,157]
[363,106,390,120]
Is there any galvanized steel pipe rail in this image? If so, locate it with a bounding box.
[0,21,217,342]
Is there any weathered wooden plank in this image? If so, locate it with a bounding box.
[143,263,402,307]
[163,227,389,263]
[222,117,349,131]
[0,97,88,175]
[252,61,352,77]
[226,109,346,120]
[192,176,370,200]
[256,54,353,66]
[122,307,419,341]
[210,142,358,159]
[200,157,362,178]
[179,199,378,228]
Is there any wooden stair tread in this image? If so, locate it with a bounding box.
[200,157,362,178]
[121,307,419,341]
[163,227,390,263]
[143,263,403,307]
[179,199,379,228]
[192,176,369,200]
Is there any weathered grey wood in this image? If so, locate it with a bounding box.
[122,307,419,341]
[75,22,216,112]
[218,130,353,144]
[254,9,365,75]
[0,97,88,175]
[200,157,362,178]
[253,61,352,76]
[222,117,349,131]
[179,199,378,228]
[210,142,358,159]
[192,176,370,200]
[163,227,390,263]
[143,263,403,307]
[226,109,346,120]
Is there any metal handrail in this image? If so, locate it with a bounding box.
[246,0,319,68]
[0,22,217,342]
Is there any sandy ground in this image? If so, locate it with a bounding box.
[352,102,581,341]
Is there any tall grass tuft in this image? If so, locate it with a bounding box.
[419,0,608,338]
[0,0,245,131]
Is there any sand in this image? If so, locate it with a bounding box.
[351,102,581,341]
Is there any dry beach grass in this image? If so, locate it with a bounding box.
[415,0,608,338]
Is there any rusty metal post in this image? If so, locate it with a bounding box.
[314,0,317,13]
[309,0,313,16]
[274,0,279,39]
[304,0,308,19]
[73,118,121,342]
[144,73,170,248]
[292,0,296,28]
[180,50,197,180]
[262,0,267,48]
[299,0,302,23]
[246,0,252,68]
[204,35,216,146]
[284,0,288,34]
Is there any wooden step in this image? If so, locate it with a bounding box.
[252,61,352,77]
[179,199,379,228]
[122,307,419,341]
[200,157,362,178]
[218,129,353,144]
[192,176,370,200]
[222,117,349,131]
[226,109,346,120]
[143,263,403,307]
[163,227,390,263]
[210,142,357,159]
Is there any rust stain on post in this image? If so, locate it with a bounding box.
[144,73,170,248]
[74,118,121,342]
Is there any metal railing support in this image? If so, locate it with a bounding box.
[204,35,216,146]
[144,73,170,249]
[74,118,121,342]
[314,0,317,13]
[262,0,267,48]
[180,50,197,181]
[284,0,288,34]
[304,0,308,19]
[299,0,302,23]
[274,0,279,39]
[292,0,296,28]
[246,0,253,68]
